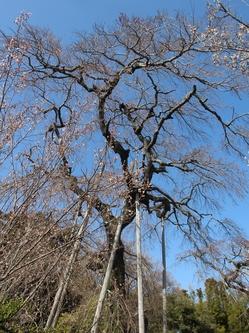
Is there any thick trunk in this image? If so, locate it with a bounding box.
[112,239,126,295]
[104,215,126,296]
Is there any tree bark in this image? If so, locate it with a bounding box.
[112,239,126,295]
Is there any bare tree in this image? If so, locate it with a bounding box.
[0,7,249,330]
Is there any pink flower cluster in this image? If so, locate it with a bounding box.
[14,11,32,26]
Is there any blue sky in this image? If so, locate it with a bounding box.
[0,0,206,39]
[0,0,248,290]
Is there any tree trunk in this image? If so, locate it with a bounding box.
[91,218,123,333]
[45,206,91,330]
[161,219,167,333]
[136,193,145,333]
[112,239,126,295]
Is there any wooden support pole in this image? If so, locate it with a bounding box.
[90,218,123,333]
[46,206,90,329]
[161,219,167,333]
[136,192,145,333]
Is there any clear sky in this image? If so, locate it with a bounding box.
[0,0,206,39]
[0,0,248,290]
